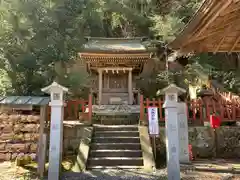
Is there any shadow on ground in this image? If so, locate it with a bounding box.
[61,171,167,180]
[8,155,240,180]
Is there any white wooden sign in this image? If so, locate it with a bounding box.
[147,107,159,136]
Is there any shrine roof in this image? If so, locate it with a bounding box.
[0,96,50,106]
[81,37,149,54]
[169,0,240,53]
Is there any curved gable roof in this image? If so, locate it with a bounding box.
[81,37,149,54]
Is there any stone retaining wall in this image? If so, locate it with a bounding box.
[63,122,92,156]
[216,127,240,158]
[62,122,93,172]
[156,126,240,159]
[0,113,40,161]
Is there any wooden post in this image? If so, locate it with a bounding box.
[232,99,236,120]
[220,100,224,121]
[152,136,156,160]
[159,99,163,121]
[199,99,203,125]
[140,95,144,123]
[128,69,133,105]
[98,69,103,105]
[47,106,51,121]
[185,100,189,122]
[37,105,47,178]
[206,100,209,122]
[146,98,150,123]
[152,98,156,107]
[88,94,92,124]
[67,101,72,119]
[74,100,78,119]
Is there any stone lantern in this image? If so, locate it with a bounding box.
[162,84,186,180]
[41,81,68,180]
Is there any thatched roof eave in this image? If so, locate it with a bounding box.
[169,0,240,53]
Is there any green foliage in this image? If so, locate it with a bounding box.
[62,70,90,99]
[1,0,237,97]
[0,0,198,96]
[0,69,11,95]
[150,0,202,42]
[184,53,240,93]
[136,71,169,98]
[150,15,185,42]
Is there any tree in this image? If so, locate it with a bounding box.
[2,0,236,97]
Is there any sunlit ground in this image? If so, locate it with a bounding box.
[0,157,240,180]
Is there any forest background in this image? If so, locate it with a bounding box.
[0,0,239,98]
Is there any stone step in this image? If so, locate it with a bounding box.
[91,143,141,150]
[94,125,138,132]
[87,165,143,169]
[92,137,140,143]
[87,157,143,167]
[94,131,139,137]
[96,119,139,125]
[89,150,142,158]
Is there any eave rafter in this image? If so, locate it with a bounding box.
[79,52,149,73]
[79,53,151,58]
[169,0,240,53]
[230,34,240,52]
[214,24,233,54]
[194,0,232,38]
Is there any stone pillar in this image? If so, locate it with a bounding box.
[41,82,68,180]
[98,69,103,105]
[128,69,133,105]
[162,84,186,180]
[178,102,189,164]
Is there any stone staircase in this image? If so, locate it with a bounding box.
[87,125,144,169]
[92,105,140,125]
[94,115,139,125]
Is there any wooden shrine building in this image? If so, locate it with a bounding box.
[79,37,151,106]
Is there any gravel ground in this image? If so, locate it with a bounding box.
[60,169,240,180]
[1,162,240,180]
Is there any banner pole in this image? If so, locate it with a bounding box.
[153,136,156,160]
[147,107,159,161]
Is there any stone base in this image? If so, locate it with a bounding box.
[92,105,140,125]
[138,126,155,172]
[93,114,139,125]
[63,124,93,172]
[92,105,140,115]
[157,126,240,159]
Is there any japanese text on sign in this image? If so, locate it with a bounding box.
[148,107,159,135]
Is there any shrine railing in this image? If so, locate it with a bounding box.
[47,95,92,123]
[140,95,240,125]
